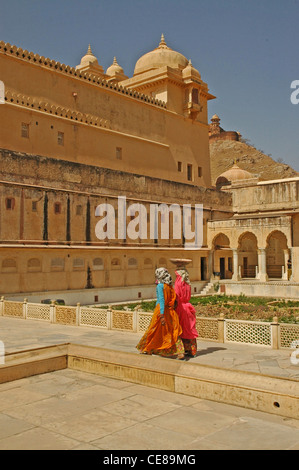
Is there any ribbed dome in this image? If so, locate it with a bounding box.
[134,34,189,76]
[216,163,253,187]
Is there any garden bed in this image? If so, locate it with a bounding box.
[105,295,299,324]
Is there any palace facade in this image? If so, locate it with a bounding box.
[0,36,298,303]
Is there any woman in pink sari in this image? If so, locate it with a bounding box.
[174,268,198,357]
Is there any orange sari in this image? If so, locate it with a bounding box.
[136,284,184,357]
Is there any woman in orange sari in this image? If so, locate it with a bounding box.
[136,268,185,359]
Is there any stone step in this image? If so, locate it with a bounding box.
[198,282,214,295]
[0,343,298,419]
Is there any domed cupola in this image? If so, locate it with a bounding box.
[182,59,201,81]
[216,162,255,188]
[106,57,128,82]
[133,34,189,76]
[76,45,104,76]
[120,34,215,118]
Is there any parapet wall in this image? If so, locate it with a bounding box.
[0,41,166,109]
[209,131,239,142]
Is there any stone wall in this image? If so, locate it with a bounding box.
[209,131,239,142]
[230,178,299,214]
[222,280,299,299]
[0,148,231,295]
[0,149,232,209]
[0,245,209,295]
[0,41,212,187]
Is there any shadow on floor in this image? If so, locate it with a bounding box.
[184,347,227,361]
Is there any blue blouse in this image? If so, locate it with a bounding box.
[156,283,165,315]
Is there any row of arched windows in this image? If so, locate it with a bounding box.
[1,256,170,272]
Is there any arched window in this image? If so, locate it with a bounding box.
[93,258,104,270]
[73,258,84,270]
[266,231,288,279]
[2,259,17,272]
[128,257,137,268]
[27,258,41,272]
[111,258,121,269]
[238,232,258,279]
[51,258,64,271]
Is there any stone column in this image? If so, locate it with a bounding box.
[76,303,81,326]
[208,250,214,280]
[50,300,56,323]
[283,249,289,280]
[0,296,4,316]
[258,248,268,282]
[107,305,112,330]
[23,298,28,319]
[271,316,280,349]
[218,313,225,343]
[288,248,294,281]
[232,249,239,281]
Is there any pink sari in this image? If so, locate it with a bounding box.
[174,272,198,356]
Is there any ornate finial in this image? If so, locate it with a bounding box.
[159,33,167,48]
[113,56,118,65]
[87,44,93,55]
[188,59,192,66]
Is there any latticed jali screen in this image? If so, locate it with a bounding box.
[196,317,219,341]
[225,319,272,346]
[112,310,134,331]
[137,312,152,332]
[280,324,299,348]
[1,299,299,350]
[80,307,109,328]
[55,306,77,325]
[3,301,23,318]
[27,303,51,321]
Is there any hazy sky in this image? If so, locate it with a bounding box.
[1,0,298,171]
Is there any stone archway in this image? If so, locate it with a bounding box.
[266,231,289,279]
[212,233,232,279]
[238,232,258,278]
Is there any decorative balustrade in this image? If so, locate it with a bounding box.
[225,319,272,347]
[0,296,298,349]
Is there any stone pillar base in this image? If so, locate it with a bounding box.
[258,273,269,282]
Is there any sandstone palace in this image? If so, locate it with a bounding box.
[0,35,298,304]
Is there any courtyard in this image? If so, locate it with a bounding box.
[0,315,299,450]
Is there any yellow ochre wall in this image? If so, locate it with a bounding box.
[0,45,212,187]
